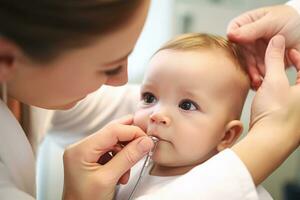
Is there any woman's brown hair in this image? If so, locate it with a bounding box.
[0,0,142,62]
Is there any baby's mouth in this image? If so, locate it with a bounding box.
[147,128,168,142]
[147,128,160,139]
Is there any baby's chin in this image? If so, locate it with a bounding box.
[150,148,171,165]
[150,159,197,176]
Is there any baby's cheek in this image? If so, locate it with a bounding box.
[133,109,149,133]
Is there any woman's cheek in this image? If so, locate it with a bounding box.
[133,109,149,132]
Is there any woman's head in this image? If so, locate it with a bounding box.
[0,0,150,109]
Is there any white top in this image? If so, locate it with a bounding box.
[116,158,181,200]
[116,150,273,200]
[0,100,35,200]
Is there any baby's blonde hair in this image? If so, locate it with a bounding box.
[157,33,247,76]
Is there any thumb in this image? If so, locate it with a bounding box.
[227,16,268,43]
[288,49,300,85]
[104,136,153,180]
[264,35,286,82]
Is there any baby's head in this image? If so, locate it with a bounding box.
[134,33,250,175]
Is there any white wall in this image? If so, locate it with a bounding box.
[128,0,175,83]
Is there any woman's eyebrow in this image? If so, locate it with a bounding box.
[104,50,133,66]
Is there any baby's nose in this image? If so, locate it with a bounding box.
[150,112,171,126]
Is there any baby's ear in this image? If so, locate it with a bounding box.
[217,120,243,152]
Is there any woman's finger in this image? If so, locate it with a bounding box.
[83,124,148,163]
[241,46,261,89]
[288,49,300,71]
[111,114,134,125]
[264,35,286,83]
[111,145,132,184]
[227,8,268,43]
[255,39,268,77]
[288,49,300,85]
[103,136,153,181]
[118,170,131,185]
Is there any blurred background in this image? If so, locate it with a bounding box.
[37,0,300,199]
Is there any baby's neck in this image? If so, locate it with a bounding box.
[150,163,197,176]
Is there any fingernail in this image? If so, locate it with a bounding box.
[137,137,153,154]
[272,36,285,48]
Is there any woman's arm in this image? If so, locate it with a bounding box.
[232,35,300,185]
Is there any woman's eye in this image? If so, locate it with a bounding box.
[104,65,123,76]
[142,92,157,104]
[179,99,198,111]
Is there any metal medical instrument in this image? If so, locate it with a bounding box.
[127,136,159,200]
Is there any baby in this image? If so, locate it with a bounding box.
[115,33,272,199]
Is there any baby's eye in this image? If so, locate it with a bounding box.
[142,92,157,104]
[179,99,198,111]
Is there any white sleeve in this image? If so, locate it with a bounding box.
[0,188,35,200]
[256,185,273,200]
[287,0,300,15]
[47,85,140,147]
[136,149,260,200]
[0,162,35,200]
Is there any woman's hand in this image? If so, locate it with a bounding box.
[62,115,154,200]
[232,35,300,185]
[250,35,300,132]
[227,5,300,89]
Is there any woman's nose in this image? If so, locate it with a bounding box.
[150,112,171,126]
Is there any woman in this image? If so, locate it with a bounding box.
[0,1,152,199]
[0,1,300,200]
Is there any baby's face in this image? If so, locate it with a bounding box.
[134,49,246,169]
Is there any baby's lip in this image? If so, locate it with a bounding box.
[147,128,167,142]
[150,134,163,141]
